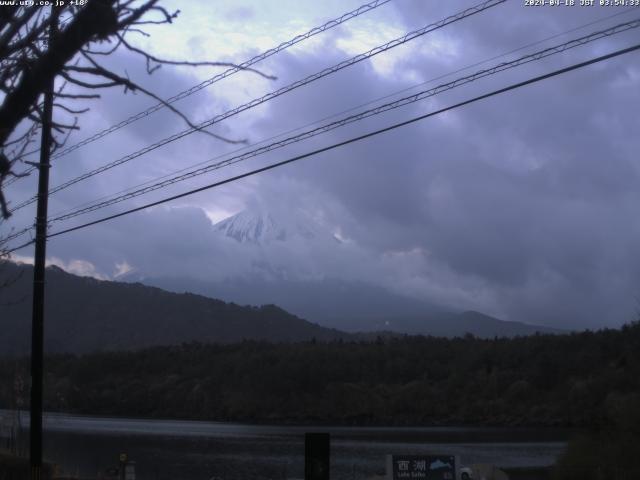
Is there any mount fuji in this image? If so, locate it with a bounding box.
[137,207,559,338]
[213,208,331,244]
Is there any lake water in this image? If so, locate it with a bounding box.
[0,411,569,480]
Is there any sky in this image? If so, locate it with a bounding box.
[2,0,640,329]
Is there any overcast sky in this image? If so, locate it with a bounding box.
[2,0,640,329]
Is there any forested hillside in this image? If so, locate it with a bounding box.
[0,262,349,354]
[1,324,638,427]
[0,262,557,356]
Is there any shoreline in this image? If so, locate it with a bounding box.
[0,409,584,443]
[0,409,580,438]
[2,409,574,445]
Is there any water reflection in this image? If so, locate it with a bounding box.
[1,411,568,480]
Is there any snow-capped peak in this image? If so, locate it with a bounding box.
[214,208,324,244]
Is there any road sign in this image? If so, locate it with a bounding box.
[387,455,457,480]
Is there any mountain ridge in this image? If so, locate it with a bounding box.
[0,261,561,357]
[143,274,562,338]
[0,261,349,355]
[213,207,333,245]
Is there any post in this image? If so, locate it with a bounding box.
[30,7,56,480]
[305,433,330,480]
[119,453,128,480]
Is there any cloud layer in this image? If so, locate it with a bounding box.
[3,1,640,329]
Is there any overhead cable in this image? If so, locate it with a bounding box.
[0,41,631,255]
[4,0,394,181]
[6,0,506,208]
[47,7,640,220]
[44,19,640,224]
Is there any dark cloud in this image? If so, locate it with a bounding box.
[245,3,640,328]
[3,2,640,330]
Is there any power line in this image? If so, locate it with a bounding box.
[6,5,634,202]
[0,225,33,245]
[2,40,633,255]
[46,7,640,221]
[6,0,506,211]
[3,15,637,248]
[4,0,394,183]
[43,18,640,224]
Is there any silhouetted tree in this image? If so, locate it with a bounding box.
[0,0,270,220]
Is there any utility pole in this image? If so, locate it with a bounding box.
[30,7,57,480]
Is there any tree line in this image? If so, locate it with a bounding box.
[1,324,639,429]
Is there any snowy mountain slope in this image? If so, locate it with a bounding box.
[214,207,337,245]
[118,206,557,337]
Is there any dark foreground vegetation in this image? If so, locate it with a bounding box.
[2,324,640,479]
[2,323,640,427]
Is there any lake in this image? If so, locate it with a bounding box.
[0,411,569,480]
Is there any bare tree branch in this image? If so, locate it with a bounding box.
[53,103,90,115]
[117,34,277,80]
[78,53,248,144]
[0,0,120,147]
[0,0,274,220]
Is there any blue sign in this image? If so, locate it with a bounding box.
[390,455,456,480]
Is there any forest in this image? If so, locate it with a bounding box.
[2,324,640,478]
[1,323,639,428]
